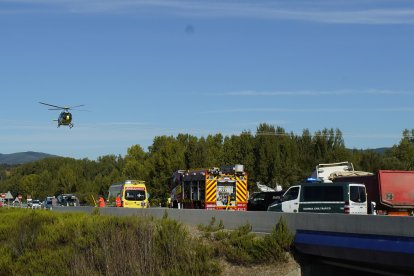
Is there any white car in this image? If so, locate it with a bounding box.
[31,199,41,209]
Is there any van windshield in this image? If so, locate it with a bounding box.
[283,187,299,201]
[350,186,366,203]
[125,189,146,201]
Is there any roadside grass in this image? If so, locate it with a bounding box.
[0,209,293,275]
[0,209,219,275]
[197,216,294,265]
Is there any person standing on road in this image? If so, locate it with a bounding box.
[98,196,106,208]
[115,195,121,207]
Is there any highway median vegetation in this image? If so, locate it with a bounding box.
[0,209,293,275]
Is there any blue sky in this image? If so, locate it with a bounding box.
[1,0,414,160]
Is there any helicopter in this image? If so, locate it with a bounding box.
[39,102,85,128]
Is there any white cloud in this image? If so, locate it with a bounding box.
[93,122,150,127]
[225,89,413,97]
[2,0,414,24]
[201,107,414,114]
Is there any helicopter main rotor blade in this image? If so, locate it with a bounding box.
[68,104,85,109]
[39,102,66,110]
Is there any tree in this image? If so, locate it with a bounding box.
[296,129,315,178]
[205,134,224,167]
[123,145,147,179]
[221,131,255,175]
[20,174,40,198]
[146,136,186,200]
[313,128,348,164]
[2,125,413,204]
[254,123,279,186]
[391,129,414,170]
[238,131,256,177]
[177,134,206,169]
[357,150,383,173]
[57,164,77,194]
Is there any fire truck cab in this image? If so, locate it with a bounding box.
[171,164,248,211]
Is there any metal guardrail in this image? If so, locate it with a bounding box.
[53,206,414,237]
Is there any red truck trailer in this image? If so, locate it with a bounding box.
[332,170,414,216]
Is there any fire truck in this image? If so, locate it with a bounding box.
[170,164,248,210]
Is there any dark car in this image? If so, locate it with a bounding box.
[43,196,57,209]
[247,191,284,211]
[57,194,79,206]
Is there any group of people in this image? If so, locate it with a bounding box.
[96,195,122,208]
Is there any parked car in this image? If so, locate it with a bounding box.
[31,199,41,209]
[42,197,56,210]
[247,191,284,211]
[57,194,79,206]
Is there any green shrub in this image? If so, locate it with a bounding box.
[197,217,294,266]
[0,209,293,274]
[0,246,13,274]
[197,216,225,240]
[274,216,294,251]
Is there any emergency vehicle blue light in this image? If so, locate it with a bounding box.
[306,177,318,183]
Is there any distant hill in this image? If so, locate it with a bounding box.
[0,151,57,165]
[348,147,391,155]
[372,147,391,154]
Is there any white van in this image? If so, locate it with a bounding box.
[267,181,367,214]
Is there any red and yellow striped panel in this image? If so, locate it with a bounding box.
[236,176,248,203]
[205,176,217,203]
